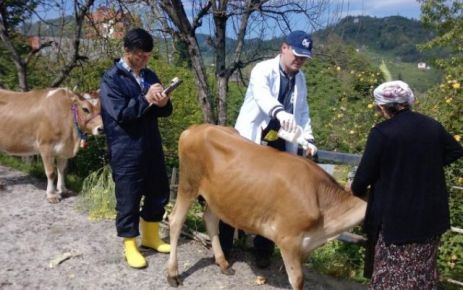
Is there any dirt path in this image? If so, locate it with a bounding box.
[0,165,366,290]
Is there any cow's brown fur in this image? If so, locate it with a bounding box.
[166,124,366,290]
[0,88,103,203]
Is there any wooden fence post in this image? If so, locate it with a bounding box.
[170,167,177,200]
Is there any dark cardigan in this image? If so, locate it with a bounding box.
[352,109,463,244]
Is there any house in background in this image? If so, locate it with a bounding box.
[417,62,431,70]
[85,6,133,40]
[24,6,137,61]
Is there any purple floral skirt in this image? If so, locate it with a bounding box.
[368,231,440,290]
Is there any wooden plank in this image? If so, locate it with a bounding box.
[451,227,463,234]
[317,150,362,165]
[336,232,367,245]
[447,278,463,287]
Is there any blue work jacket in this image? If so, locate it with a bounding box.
[100,60,172,194]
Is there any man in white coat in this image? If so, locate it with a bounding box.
[219,31,317,268]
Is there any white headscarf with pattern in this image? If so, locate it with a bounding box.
[373,80,415,105]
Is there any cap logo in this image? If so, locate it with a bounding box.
[302,38,311,49]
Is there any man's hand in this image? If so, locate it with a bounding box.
[145,83,170,107]
[276,111,296,132]
[304,142,318,157]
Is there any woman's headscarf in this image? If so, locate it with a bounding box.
[373,80,415,105]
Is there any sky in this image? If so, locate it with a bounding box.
[32,0,423,39]
[328,0,422,20]
[276,0,423,36]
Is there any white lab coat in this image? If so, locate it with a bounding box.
[234,55,314,154]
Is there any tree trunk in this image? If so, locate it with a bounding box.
[0,21,29,91]
[213,1,229,125]
[217,76,229,125]
[158,0,216,124]
[14,60,28,92]
[187,35,216,124]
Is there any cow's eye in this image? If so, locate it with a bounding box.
[82,107,90,113]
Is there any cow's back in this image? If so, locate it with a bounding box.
[0,88,74,156]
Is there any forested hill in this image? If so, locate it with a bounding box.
[22,14,447,65]
[315,15,446,63]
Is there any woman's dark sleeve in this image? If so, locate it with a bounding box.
[351,128,384,197]
[441,125,463,166]
[100,73,149,123]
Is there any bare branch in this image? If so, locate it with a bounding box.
[24,40,56,64]
[192,1,212,31]
[51,0,95,88]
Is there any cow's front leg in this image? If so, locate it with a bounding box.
[203,206,234,275]
[56,158,69,196]
[39,147,60,203]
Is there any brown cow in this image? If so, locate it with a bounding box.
[167,124,367,290]
[0,88,103,203]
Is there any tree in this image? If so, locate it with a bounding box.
[418,0,463,282]
[0,0,96,91]
[0,0,41,90]
[50,0,96,88]
[145,0,326,125]
[418,0,462,133]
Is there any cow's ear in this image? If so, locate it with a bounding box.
[78,93,86,102]
[82,92,98,106]
[65,88,79,103]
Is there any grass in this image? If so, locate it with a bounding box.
[365,50,443,94]
[0,154,45,178]
[0,153,84,193]
[77,164,116,220]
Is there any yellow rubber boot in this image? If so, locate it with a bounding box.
[140,219,171,253]
[123,238,147,269]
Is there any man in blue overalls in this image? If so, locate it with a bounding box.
[100,28,172,269]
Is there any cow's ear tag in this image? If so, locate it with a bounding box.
[80,139,88,149]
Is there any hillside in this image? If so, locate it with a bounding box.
[314,16,444,92]
[315,15,447,63]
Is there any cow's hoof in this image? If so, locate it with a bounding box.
[47,195,61,204]
[167,275,182,287]
[59,189,76,198]
[221,267,235,276]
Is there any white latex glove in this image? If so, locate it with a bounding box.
[276,111,296,132]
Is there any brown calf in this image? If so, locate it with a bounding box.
[166,124,366,290]
[0,88,103,203]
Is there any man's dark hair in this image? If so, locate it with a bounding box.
[123,28,153,52]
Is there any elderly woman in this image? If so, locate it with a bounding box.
[350,81,463,289]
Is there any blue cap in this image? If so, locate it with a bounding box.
[286,31,312,58]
